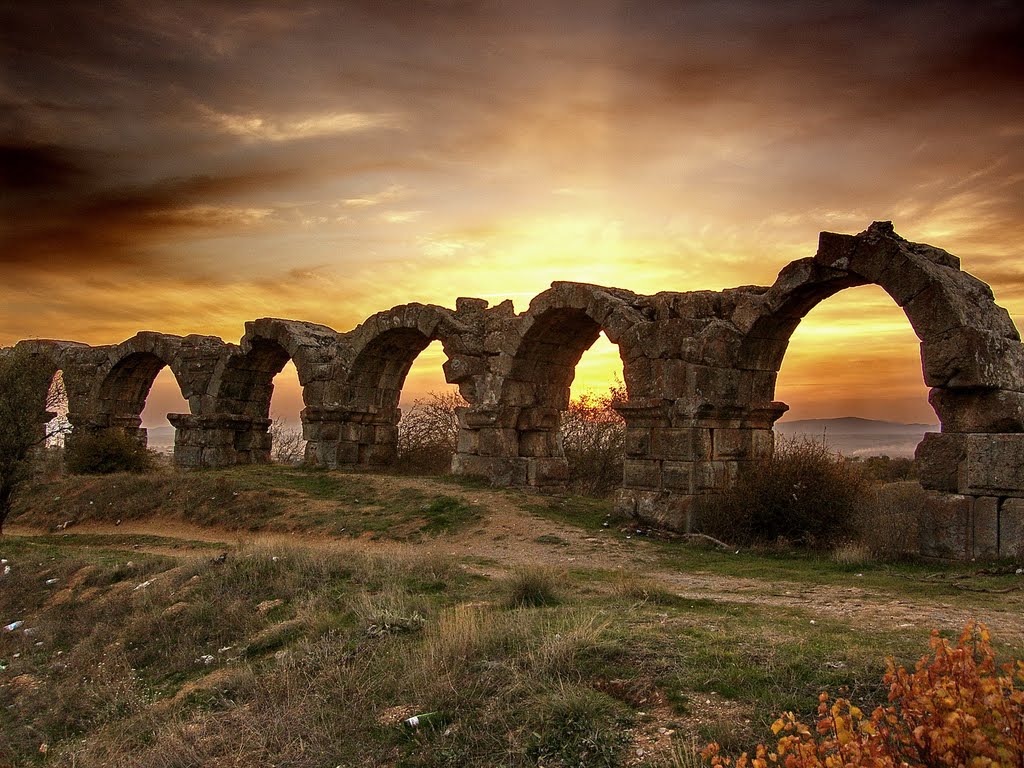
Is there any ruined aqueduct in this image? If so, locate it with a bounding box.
[7,223,1024,559]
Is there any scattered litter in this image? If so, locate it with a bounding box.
[824,661,847,669]
[272,556,279,562]
[856,573,864,577]
[88,501,93,505]
[4,621,24,632]
[45,578,58,586]
[218,646,233,654]
[402,712,441,729]
[212,553,227,564]
[196,654,215,665]
[809,620,817,625]
[133,580,153,591]
[1017,568,1023,575]
[34,641,43,647]
[0,559,7,565]
[126,561,134,567]
[23,627,36,636]
[56,521,72,530]
[2,566,10,576]
[115,519,121,526]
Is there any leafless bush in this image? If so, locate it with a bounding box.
[269,418,306,465]
[698,436,868,549]
[561,386,626,496]
[396,390,465,473]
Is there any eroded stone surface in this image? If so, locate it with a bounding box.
[6,222,1023,558]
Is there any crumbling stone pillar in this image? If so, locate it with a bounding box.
[301,405,398,468]
[167,413,271,467]
[450,405,530,485]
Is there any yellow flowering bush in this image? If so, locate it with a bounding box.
[703,622,1024,767]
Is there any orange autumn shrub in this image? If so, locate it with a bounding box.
[703,622,1024,767]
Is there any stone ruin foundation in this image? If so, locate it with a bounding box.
[8,223,1023,560]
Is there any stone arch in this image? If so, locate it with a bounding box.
[334,304,473,467]
[92,333,191,444]
[466,283,647,487]
[503,282,646,407]
[731,222,1023,428]
[204,318,342,464]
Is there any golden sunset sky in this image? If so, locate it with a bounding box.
[2,1,1022,427]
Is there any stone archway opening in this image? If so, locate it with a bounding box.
[268,360,306,464]
[772,283,937,458]
[502,306,632,489]
[96,351,189,449]
[343,326,443,469]
[139,366,190,454]
[563,331,628,495]
[395,339,464,473]
[44,370,69,448]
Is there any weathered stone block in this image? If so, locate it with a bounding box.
[712,428,753,459]
[477,428,518,457]
[962,433,1024,496]
[456,429,479,454]
[518,430,559,457]
[332,441,361,465]
[917,492,971,559]
[695,460,728,491]
[650,427,711,461]
[624,427,651,457]
[359,442,395,465]
[1000,499,1024,558]
[661,461,694,492]
[173,446,202,466]
[921,328,1024,390]
[627,489,692,531]
[623,459,661,490]
[915,432,966,492]
[451,454,528,486]
[517,407,560,431]
[972,496,1000,559]
[527,457,569,486]
[929,388,1024,433]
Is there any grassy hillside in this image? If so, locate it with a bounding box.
[2,468,1022,767]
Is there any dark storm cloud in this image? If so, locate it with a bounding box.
[0,139,295,271]
[0,0,1021,275]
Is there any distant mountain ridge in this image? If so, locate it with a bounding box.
[774,417,938,458]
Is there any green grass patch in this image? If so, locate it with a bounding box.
[523,495,615,531]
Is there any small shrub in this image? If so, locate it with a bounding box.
[699,437,868,549]
[269,418,305,465]
[502,566,561,608]
[396,390,465,474]
[831,541,872,565]
[526,685,630,768]
[857,455,917,483]
[65,429,153,474]
[561,386,626,497]
[704,621,1024,767]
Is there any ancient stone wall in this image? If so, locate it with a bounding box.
[7,223,1023,559]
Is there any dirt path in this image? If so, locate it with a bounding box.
[9,474,1024,646]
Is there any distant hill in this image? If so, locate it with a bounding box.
[774,417,938,458]
[146,425,176,453]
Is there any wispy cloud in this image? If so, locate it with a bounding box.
[199,106,400,142]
